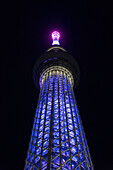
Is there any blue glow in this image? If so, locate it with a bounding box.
[24,72,94,169]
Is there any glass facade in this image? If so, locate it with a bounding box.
[24,70,93,170]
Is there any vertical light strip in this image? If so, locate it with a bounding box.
[58,71,62,169]
[66,75,81,170]
[51,71,60,169]
[39,73,49,169]
[47,71,54,169]
[62,72,72,169]
[34,75,48,169]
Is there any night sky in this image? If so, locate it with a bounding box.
[1,1,113,170]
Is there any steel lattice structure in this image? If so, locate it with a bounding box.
[24,38,94,170]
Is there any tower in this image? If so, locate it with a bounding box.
[24,31,94,170]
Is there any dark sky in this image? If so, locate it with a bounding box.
[1,0,113,170]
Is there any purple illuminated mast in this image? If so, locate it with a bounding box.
[52,31,60,45]
[24,31,94,169]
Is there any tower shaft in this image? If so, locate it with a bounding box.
[24,68,93,170]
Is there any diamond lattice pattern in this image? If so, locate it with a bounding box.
[24,71,93,170]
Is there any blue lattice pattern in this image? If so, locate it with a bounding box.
[24,71,93,170]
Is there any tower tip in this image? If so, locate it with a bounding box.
[51,31,60,45]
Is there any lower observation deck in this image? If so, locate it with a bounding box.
[33,46,80,90]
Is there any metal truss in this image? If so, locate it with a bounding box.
[24,69,94,170]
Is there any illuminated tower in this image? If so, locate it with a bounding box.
[24,31,94,170]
